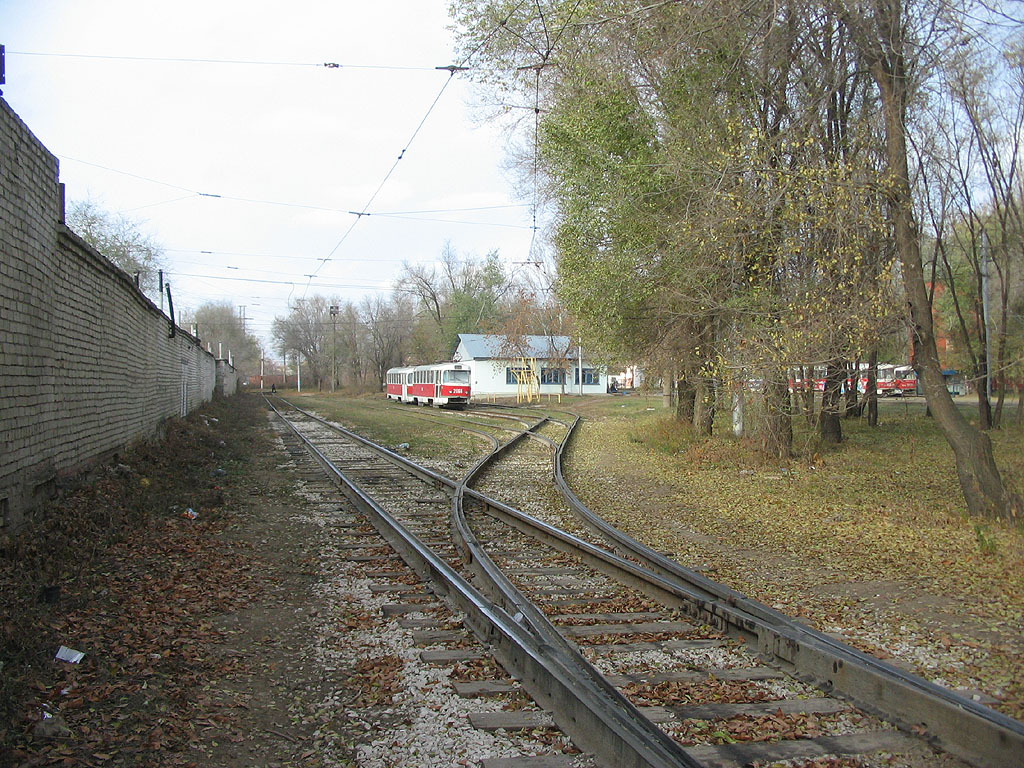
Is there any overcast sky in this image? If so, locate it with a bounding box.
[1,1,540,347]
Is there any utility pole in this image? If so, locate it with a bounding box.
[578,338,584,396]
[330,304,339,393]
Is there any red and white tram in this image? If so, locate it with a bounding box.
[868,364,918,396]
[385,362,471,408]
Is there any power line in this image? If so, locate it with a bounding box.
[309,2,534,283]
[118,194,197,213]
[171,259,318,276]
[377,204,527,215]
[172,271,394,291]
[7,50,439,71]
[361,211,531,230]
[313,72,460,275]
[61,154,531,226]
[164,247,514,265]
[42,9,537,319]
[61,155,197,194]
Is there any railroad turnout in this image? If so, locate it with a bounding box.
[267,397,1022,768]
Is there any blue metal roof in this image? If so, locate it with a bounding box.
[456,333,577,361]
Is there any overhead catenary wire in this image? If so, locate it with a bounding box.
[6,49,438,71]
[307,0,536,288]
[36,4,542,336]
[165,247,499,264]
[118,194,198,213]
[310,70,460,280]
[60,154,531,225]
[173,271,394,291]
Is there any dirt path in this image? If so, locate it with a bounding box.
[174,412,345,767]
[1,397,363,767]
[3,396,581,768]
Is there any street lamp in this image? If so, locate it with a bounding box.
[330,305,339,393]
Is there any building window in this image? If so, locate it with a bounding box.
[506,366,533,385]
[540,368,564,385]
[574,368,598,385]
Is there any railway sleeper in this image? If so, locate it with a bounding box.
[271,401,1002,767]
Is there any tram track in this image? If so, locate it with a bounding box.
[268,397,1023,767]
[271,398,695,766]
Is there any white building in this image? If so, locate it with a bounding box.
[452,333,608,399]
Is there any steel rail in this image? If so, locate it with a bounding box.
[382,405,504,451]
[553,414,1024,768]
[389,402,536,436]
[267,398,703,768]
[271,397,1024,765]
[449,421,701,766]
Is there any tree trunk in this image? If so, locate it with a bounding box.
[844,359,859,416]
[800,365,816,424]
[762,371,792,460]
[975,362,993,430]
[676,376,696,423]
[867,348,878,427]
[849,3,1021,518]
[662,372,673,411]
[818,361,844,443]
[732,384,745,438]
[694,376,715,436]
[993,378,1005,429]
[993,325,1008,428]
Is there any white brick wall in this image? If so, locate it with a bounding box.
[0,97,231,529]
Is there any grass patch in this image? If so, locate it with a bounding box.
[565,396,1024,718]
[264,391,1024,716]
[286,392,491,465]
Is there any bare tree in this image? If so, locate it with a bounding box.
[271,297,332,389]
[65,198,165,297]
[360,293,414,388]
[182,301,261,376]
[837,0,1023,518]
[398,243,514,360]
[332,302,369,390]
